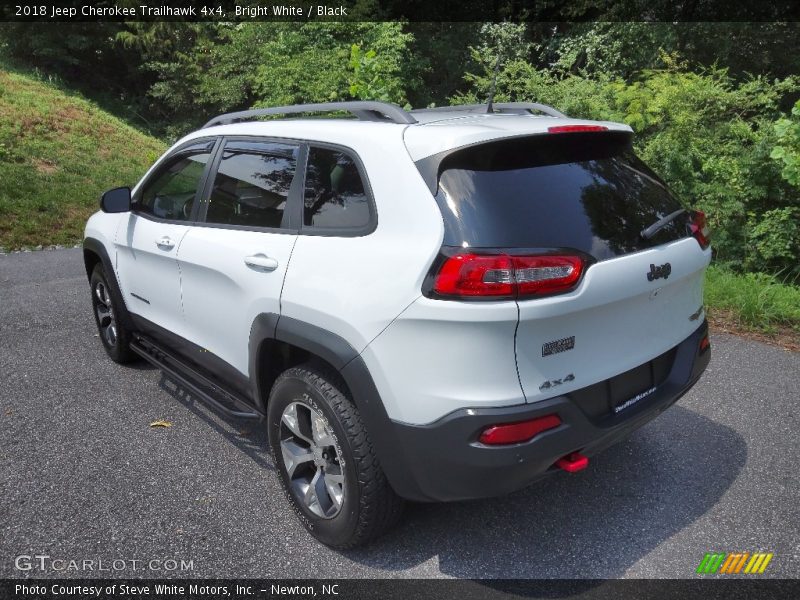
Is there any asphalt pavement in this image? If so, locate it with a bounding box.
[1,248,798,579]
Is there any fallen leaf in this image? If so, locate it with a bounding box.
[149,420,172,428]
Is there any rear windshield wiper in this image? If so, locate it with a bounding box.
[640,209,687,240]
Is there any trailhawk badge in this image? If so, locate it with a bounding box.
[647,262,672,281]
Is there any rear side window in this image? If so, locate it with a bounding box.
[434,132,690,260]
[138,147,211,221]
[303,147,370,230]
[206,140,298,229]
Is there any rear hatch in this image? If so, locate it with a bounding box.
[430,130,711,411]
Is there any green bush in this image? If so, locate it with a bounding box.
[747,207,800,275]
[457,55,800,276]
[771,100,800,186]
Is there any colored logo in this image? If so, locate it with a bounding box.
[696,552,773,575]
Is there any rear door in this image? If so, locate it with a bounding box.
[115,140,216,338]
[433,131,711,406]
[177,138,301,389]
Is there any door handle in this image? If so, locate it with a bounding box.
[155,236,175,250]
[244,254,279,272]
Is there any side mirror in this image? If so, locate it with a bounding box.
[100,187,131,213]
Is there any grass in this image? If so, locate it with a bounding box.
[705,264,800,336]
[0,69,166,249]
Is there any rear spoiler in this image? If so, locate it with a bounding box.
[413,129,633,197]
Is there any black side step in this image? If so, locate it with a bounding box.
[130,336,261,420]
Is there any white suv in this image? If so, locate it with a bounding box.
[83,101,712,547]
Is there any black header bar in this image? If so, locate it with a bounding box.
[3,0,800,22]
[4,579,800,600]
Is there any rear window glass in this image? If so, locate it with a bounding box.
[434,132,690,259]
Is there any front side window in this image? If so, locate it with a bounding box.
[206,141,298,229]
[303,147,370,230]
[138,147,212,221]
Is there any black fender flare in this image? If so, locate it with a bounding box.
[248,313,422,499]
[83,237,135,331]
[82,237,114,281]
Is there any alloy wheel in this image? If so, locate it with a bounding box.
[279,401,345,519]
[93,281,117,347]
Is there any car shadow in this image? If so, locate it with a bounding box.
[124,359,157,371]
[142,370,745,584]
[156,373,274,472]
[338,405,746,582]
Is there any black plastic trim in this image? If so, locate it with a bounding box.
[379,320,711,502]
[287,144,309,231]
[82,237,135,331]
[246,313,366,391]
[130,137,221,225]
[340,355,425,500]
[82,237,113,281]
[248,313,281,414]
[247,314,363,414]
[130,313,255,406]
[245,313,414,496]
[190,136,378,238]
[242,314,713,502]
[99,186,131,213]
[274,315,359,371]
[410,102,567,119]
[130,336,260,420]
[195,136,303,233]
[202,101,416,128]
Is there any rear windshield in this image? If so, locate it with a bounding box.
[433,132,690,260]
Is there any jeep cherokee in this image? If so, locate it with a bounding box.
[83,101,712,547]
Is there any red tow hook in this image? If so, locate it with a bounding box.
[555,452,589,473]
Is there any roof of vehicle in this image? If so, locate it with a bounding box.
[184,102,633,163]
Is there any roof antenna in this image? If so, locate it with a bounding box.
[486,52,501,114]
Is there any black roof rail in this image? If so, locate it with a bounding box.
[202,101,417,128]
[411,102,568,119]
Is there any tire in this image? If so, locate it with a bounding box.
[267,364,404,548]
[89,263,137,364]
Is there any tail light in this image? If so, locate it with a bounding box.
[548,125,608,134]
[430,252,586,300]
[479,414,562,445]
[690,210,710,249]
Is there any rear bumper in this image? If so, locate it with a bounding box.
[377,320,710,502]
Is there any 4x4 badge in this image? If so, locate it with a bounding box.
[539,373,575,391]
[647,262,672,281]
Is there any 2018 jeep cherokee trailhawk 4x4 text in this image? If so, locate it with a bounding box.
[83,101,712,547]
